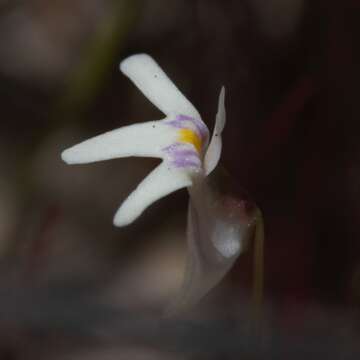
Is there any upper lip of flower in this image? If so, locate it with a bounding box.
[61,53,226,227]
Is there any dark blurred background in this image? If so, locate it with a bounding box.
[1,0,360,358]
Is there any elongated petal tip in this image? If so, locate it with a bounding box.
[204,86,226,175]
[113,209,132,227]
[61,148,77,164]
[60,144,99,165]
[60,121,174,166]
[217,86,226,132]
[119,53,150,74]
[220,85,225,98]
[119,53,201,119]
[112,162,192,227]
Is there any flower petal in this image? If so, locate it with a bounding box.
[204,86,226,175]
[120,54,201,119]
[61,121,176,164]
[113,162,192,227]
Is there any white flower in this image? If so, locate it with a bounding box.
[61,54,261,313]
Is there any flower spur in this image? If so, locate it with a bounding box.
[61,54,263,313]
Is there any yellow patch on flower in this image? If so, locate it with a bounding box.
[178,129,202,153]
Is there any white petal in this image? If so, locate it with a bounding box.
[61,121,176,164]
[113,162,191,227]
[204,86,226,175]
[120,54,201,119]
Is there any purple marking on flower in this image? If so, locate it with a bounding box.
[165,114,209,141]
[162,142,183,152]
[162,142,201,169]
[163,143,198,157]
[175,148,199,158]
[165,119,187,130]
[172,157,201,169]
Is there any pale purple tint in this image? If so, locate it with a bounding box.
[162,142,201,169]
[165,114,209,141]
[172,157,201,168]
[163,143,198,157]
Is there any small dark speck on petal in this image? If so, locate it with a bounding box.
[152,125,155,128]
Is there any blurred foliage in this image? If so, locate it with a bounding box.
[57,0,139,119]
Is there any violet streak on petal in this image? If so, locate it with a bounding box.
[165,114,209,141]
[172,157,201,169]
[162,143,201,169]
